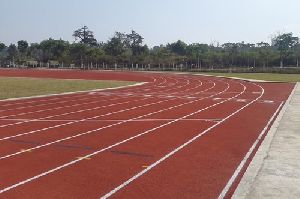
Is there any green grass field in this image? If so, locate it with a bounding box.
[0,77,135,100]
[199,73,300,82]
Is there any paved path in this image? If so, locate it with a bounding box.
[233,82,300,198]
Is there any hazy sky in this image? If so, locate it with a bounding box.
[1,0,299,46]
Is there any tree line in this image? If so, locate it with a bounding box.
[0,26,299,70]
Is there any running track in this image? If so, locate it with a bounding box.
[0,69,295,198]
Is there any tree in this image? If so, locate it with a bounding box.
[86,47,105,64]
[39,39,69,62]
[69,43,88,67]
[126,30,144,56]
[257,42,271,68]
[167,40,187,56]
[294,44,300,67]
[27,43,43,62]
[0,43,7,64]
[73,26,97,46]
[0,42,6,52]
[222,43,238,66]
[7,44,18,59]
[186,43,208,68]
[272,33,299,67]
[17,40,28,54]
[104,32,128,57]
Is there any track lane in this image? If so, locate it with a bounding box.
[0,77,238,195]
[2,75,212,156]
[0,77,213,140]
[0,79,218,157]
[0,70,294,199]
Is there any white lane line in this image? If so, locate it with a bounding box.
[0,78,215,138]
[0,79,239,194]
[100,82,264,199]
[217,101,284,199]
[0,97,151,128]
[143,75,207,98]
[0,75,200,124]
[0,79,225,159]
[0,96,125,119]
[0,90,207,120]
[0,73,193,110]
[0,75,151,110]
[0,78,186,120]
[168,78,203,95]
[0,97,172,141]
[0,78,150,110]
[0,76,175,117]
[0,118,221,122]
[0,93,117,113]
[147,76,190,95]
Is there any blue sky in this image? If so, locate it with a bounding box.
[1,0,299,46]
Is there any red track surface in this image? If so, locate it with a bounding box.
[0,69,294,198]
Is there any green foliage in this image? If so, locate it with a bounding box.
[27,43,43,61]
[38,39,69,62]
[1,31,300,69]
[17,40,28,54]
[104,32,128,57]
[7,44,18,60]
[272,33,299,66]
[127,30,144,56]
[0,43,6,52]
[167,40,187,55]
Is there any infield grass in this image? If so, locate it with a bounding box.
[0,77,136,100]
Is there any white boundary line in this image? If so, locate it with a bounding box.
[100,82,264,199]
[217,101,284,199]
[231,82,298,198]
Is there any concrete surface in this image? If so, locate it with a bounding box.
[233,82,300,199]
